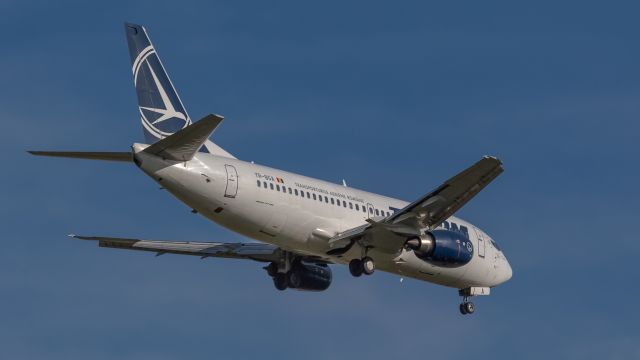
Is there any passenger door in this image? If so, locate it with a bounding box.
[224,164,238,198]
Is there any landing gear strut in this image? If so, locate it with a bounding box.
[348,256,375,277]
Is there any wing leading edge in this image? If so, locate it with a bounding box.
[328,156,503,254]
[389,155,503,229]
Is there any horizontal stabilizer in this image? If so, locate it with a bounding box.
[143,114,223,161]
[28,151,132,162]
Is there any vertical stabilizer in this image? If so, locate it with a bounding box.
[124,22,235,158]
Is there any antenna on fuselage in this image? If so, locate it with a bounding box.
[342,179,347,187]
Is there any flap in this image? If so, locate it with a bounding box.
[71,234,282,262]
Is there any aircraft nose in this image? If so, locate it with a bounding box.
[501,260,513,283]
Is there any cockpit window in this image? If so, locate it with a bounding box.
[490,238,501,251]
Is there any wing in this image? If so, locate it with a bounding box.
[388,156,503,229]
[71,234,283,262]
[328,156,503,254]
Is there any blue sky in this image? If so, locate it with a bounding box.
[1,0,639,359]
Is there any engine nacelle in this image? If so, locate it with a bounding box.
[406,229,474,267]
[287,262,332,291]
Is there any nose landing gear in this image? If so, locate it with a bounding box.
[459,297,475,315]
[457,287,490,315]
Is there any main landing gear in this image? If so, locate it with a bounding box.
[267,262,299,291]
[348,256,375,277]
[265,257,333,292]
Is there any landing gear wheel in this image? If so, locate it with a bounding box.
[464,302,475,314]
[287,270,302,288]
[265,262,278,277]
[362,256,375,275]
[349,259,363,277]
[273,273,288,291]
[459,303,467,315]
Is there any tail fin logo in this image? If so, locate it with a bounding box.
[132,45,191,141]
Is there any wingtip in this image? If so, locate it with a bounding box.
[482,155,503,165]
[205,113,225,120]
[124,21,143,28]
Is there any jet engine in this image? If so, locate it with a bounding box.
[287,262,332,291]
[405,229,474,267]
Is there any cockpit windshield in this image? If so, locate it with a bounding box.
[490,238,501,251]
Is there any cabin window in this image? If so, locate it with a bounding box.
[362,206,366,213]
[263,181,267,188]
[355,204,359,211]
[282,186,286,192]
[349,202,353,209]
[276,185,280,191]
[288,188,292,195]
[375,209,379,216]
[330,198,335,205]
[306,192,311,198]
[325,196,329,203]
[369,207,373,214]
[312,194,316,200]
[270,183,274,190]
[256,180,261,187]
[294,189,298,196]
[343,200,347,208]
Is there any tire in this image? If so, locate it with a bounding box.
[362,257,375,275]
[349,259,363,277]
[273,273,288,291]
[464,302,475,314]
[459,303,467,315]
[265,262,278,277]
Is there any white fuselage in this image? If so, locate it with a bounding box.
[133,144,512,289]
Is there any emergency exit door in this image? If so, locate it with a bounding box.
[366,203,375,219]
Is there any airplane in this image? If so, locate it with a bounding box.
[29,22,512,315]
